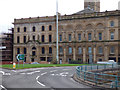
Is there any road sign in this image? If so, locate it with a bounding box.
[17,54,25,61]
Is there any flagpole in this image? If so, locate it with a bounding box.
[56,0,59,64]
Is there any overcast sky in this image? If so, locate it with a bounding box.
[0,0,120,33]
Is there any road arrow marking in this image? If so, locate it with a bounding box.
[37,81,45,87]
[0,71,5,75]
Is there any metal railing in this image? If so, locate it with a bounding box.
[76,64,120,88]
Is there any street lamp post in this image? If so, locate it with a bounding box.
[56,0,59,64]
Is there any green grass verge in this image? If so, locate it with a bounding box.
[0,64,87,69]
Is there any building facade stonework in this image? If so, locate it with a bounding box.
[13,1,120,64]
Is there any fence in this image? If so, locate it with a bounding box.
[76,64,120,88]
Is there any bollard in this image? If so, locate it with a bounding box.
[13,63,16,69]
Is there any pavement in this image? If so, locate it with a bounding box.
[0,66,100,90]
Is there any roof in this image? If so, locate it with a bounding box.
[72,7,97,15]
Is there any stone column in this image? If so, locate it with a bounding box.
[73,47,76,60]
[63,47,66,63]
[93,47,96,63]
[104,45,108,61]
[83,47,86,63]
[13,47,16,63]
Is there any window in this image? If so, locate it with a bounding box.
[69,47,72,54]
[42,26,45,31]
[88,33,92,41]
[49,35,52,42]
[98,47,103,54]
[110,21,114,27]
[78,34,81,41]
[33,26,36,32]
[24,36,26,43]
[33,36,35,41]
[69,34,71,41]
[110,46,115,54]
[42,47,45,54]
[110,32,114,40]
[32,51,36,56]
[99,33,102,40]
[17,48,20,54]
[17,27,20,32]
[17,36,20,43]
[59,35,62,42]
[24,27,26,32]
[60,47,63,54]
[49,47,52,54]
[49,25,52,31]
[32,47,36,50]
[42,35,45,42]
[24,48,27,54]
[88,47,92,54]
[31,58,34,62]
[78,47,82,54]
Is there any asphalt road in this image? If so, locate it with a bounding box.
[0,66,95,89]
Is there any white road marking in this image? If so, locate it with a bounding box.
[41,72,47,76]
[50,70,57,72]
[63,69,71,71]
[21,73,25,74]
[4,73,11,75]
[12,70,17,72]
[0,71,5,75]
[0,85,7,90]
[37,81,45,87]
[51,74,55,76]
[34,71,40,73]
[36,76,40,80]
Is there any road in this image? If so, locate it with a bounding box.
[0,66,95,89]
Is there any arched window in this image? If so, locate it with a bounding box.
[59,47,63,54]
[17,27,20,32]
[32,47,36,50]
[32,26,36,32]
[69,47,72,54]
[49,25,52,31]
[110,21,114,27]
[49,47,52,54]
[98,47,103,54]
[17,48,20,54]
[78,47,82,54]
[24,27,27,32]
[42,26,45,31]
[24,48,27,54]
[42,47,45,54]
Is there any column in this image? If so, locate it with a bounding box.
[93,47,96,63]
[13,47,16,63]
[104,46,108,61]
[63,47,66,63]
[73,47,76,60]
[83,47,86,63]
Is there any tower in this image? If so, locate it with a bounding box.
[84,0,100,12]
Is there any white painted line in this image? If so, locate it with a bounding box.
[63,69,71,71]
[0,85,7,90]
[36,76,40,80]
[50,70,57,72]
[51,74,55,76]
[0,71,5,75]
[34,71,40,73]
[37,81,45,87]
[41,72,47,76]
[4,73,11,75]
[12,70,17,72]
[21,73,26,75]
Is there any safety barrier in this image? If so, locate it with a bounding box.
[76,64,120,88]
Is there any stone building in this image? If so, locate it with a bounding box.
[13,0,120,64]
[0,28,14,64]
